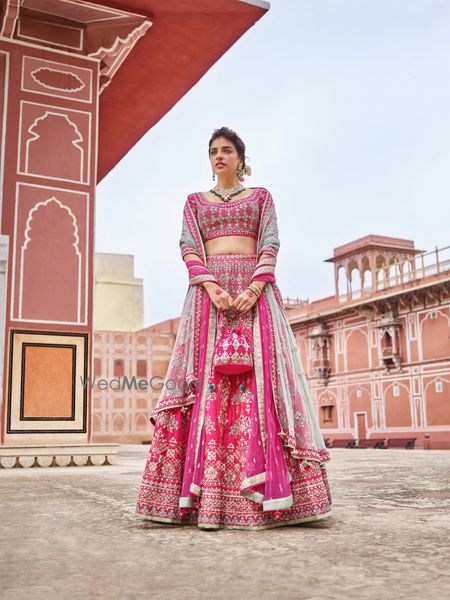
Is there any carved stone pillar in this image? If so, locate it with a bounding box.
[0,1,151,466]
[309,323,331,385]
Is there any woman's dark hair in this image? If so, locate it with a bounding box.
[208,127,246,168]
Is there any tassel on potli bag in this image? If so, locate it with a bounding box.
[212,324,253,375]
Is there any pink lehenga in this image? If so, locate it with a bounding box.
[135,187,332,530]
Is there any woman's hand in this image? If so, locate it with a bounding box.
[203,282,234,311]
[233,288,258,313]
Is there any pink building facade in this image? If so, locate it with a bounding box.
[92,235,449,448]
[92,319,179,444]
[287,236,450,449]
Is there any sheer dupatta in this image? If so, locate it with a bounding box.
[150,188,331,466]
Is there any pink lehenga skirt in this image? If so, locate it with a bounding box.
[135,254,332,530]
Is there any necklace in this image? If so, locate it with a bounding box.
[210,183,245,203]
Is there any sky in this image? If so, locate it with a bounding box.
[96,0,450,327]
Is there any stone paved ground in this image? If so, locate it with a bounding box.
[1,446,450,600]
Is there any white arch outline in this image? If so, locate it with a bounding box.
[423,376,450,427]
[418,309,450,362]
[344,327,370,371]
[19,196,82,322]
[24,111,84,181]
[383,381,412,428]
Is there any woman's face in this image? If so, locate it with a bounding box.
[209,136,242,179]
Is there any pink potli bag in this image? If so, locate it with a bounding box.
[210,321,254,407]
[212,324,253,375]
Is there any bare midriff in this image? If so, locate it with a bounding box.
[204,235,257,256]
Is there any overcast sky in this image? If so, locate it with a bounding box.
[96,0,450,327]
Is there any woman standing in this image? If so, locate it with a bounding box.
[135,127,332,530]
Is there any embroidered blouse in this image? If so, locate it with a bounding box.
[187,187,262,244]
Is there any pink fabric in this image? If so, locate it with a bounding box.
[136,253,332,528]
[195,189,261,242]
[135,188,333,529]
[257,291,292,508]
[163,188,331,464]
[136,402,333,529]
[251,253,277,284]
[212,323,254,374]
[252,272,276,283]
[179,292,212,503]
[179,254,291,511]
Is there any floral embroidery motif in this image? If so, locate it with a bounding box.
[229,415,252,437]
[135,404,332,529]
[204,414,216,434]
[217,406,229,432]
[158,411,179,432]
[135,251,333,530]
[195,190,261,243]
[294,411,306,424]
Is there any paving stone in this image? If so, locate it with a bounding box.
[1,446,449,600]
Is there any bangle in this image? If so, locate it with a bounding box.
[247,283,261,298]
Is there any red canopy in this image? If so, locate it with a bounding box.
[96,0,269,181]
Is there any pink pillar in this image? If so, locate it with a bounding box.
[0,38,98,446]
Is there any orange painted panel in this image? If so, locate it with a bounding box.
[23,345,74,417]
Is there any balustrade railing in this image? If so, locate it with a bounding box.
[283,296,309,306]
[338,245,450,303]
